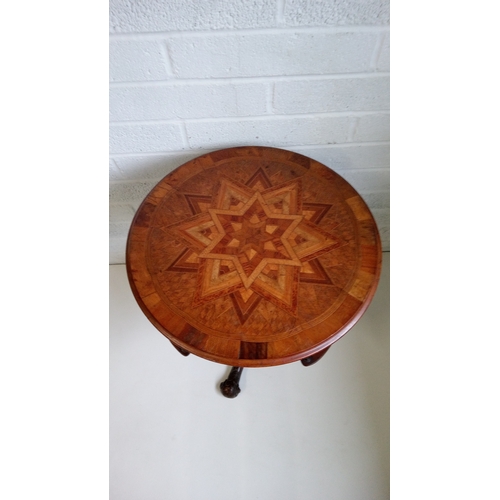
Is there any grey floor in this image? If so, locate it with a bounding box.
[110,253,389,500]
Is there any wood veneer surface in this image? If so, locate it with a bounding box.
[126,146,382,367]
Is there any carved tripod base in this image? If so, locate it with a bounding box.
[171,342,331,398]
[219,345,331,398]
[220,367,243,399]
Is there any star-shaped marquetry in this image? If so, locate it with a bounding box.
[166,169,342,322]
[200,192,303,289]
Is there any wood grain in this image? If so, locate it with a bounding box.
[126,146,382,367]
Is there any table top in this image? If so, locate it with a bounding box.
[126,146,382,367]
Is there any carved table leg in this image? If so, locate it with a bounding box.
[301,346,331,367]
[170,340,190,357]
[220,367,243,398]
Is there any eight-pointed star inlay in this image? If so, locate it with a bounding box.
[166,171,342,321]
[200,191,303,289]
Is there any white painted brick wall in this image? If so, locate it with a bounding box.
[110,180,159,204]
[167,32,380,78]
[110,82,268,121]
[358,191,389,210]
[377,32,390,71]
[110,123,185,154]
[185,115,352,149]
[353,113,390,142]
[110,0,278,33]
[289,143,389,171]
[109,1,390,264]
[113,152,201,180]
[272,76,389,114]
[283,0,390,27]
[338,168,389,192]
[110,203,136,222]
[110,40,169,82]
[110,0,389,33]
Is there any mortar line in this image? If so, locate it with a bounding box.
[265,83,274,114]
[109,110,390,126]
[348,116,361,142]
[179,122,190,148]
[370,32,385,71]
[110,158,125,178]
[110,25,389,40]
[276,0,286,27]
[110,72,390,88]
[159,39,175,77]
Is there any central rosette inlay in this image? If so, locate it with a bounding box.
[200,192,303,289]
[166,172,342,321]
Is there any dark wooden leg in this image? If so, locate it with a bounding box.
[301,346,331,367]
[170,340,190,357]
[220,367,243,398]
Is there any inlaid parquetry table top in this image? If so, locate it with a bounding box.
[126,146,382,367]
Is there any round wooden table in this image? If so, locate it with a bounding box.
[126,146,382,397]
